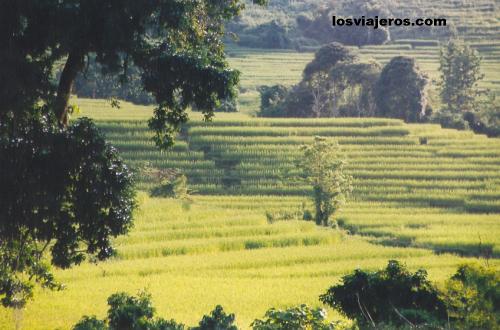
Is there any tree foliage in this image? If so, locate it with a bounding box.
[192,305,238,330]
[73,291,185,330]
[258,85,289,117]
[374,56,429,122]
[0,0,266,148]
[251,304,335,330]
[442,264,499,329]
[320,260,447,327]
[73,292,239,330]
[258,44,382,119]
[439,40,483,114]
[0,118,136,308]
[73,55,155,105]
[298,137,352,227]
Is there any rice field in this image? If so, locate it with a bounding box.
[1,98,497,329]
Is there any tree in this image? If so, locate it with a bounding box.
[258,85,288,117]
[439,40,484,115]
[251,304,336,330]
[442,264,499,329]
[0,119,136,308]
[329,61,381,117]
[73,291,185,330]
[192,305,238,330]
[320,260,447,327]
[0,0,266,148]
[0,0,265,309]
[298,137,352,227]
[374,56,429,122]
[302,43,356,117]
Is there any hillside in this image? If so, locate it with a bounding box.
[226,44,500,115]
[2,99,496,329]
[84,100,500,258]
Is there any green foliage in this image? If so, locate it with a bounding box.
[472,93,500,137]
[374,56,429,123]
[74,291,185,330]
[298,137,352,226]
[0,118,136,308]
[237,21,293,49]
[432,109,470,130]
[258,85,288,117]
[0,0,266,148]
[258,44,382,119]
[303,43,356,79]
[251,304,336,330]
[442,264,499,329]
[73,316,107,330]
[73,55,155,105]
[320,260,447,327]
[439,40,484,114]
[192,305,238,330]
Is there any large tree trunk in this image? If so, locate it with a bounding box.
[54,50,85,126]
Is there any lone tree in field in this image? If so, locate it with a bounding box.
[298,137,352,227]
[374,56,429,122]
[0,0,265,309]
[439,40,484,114]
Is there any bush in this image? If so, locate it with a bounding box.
[238,21,293,49]
[433,110,469,130]
[251,304,337,330]
[258,85,288,117]
[73,316,107,330]
[192,305,238,330]
[319,260,447,327]
[73,291,185,330]
[442,264,499,329]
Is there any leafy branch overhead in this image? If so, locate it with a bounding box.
[0,0,267,148]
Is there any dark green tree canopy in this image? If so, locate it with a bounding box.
[374,56,429,122]
[320,260,447,327]
[0,0,266,147]
[0,118,135,308]
[303,42,357,79]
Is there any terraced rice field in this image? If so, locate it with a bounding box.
[1,99,496,329]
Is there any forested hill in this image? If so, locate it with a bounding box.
[228,0,499,49]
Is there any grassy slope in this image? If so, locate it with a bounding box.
[1,43,499,328]
[1,99,498,330]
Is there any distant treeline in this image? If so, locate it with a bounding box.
[227,0,456,50]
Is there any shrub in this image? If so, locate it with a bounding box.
[251,304,337,330]
[433,110,469,130]
[319,260,447,327]
[192,305,238,330]
[73,316,107,330]
[258,85,288,117]
[442,264,499,329]
[73,291,185,330]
